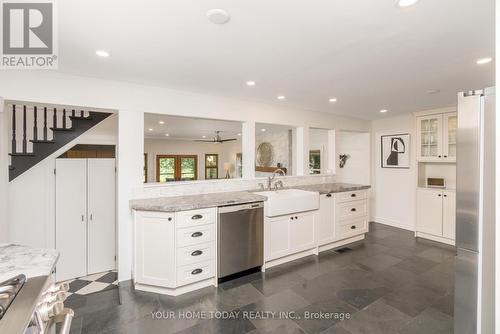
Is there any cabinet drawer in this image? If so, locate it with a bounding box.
[177,224,215,247]
[176,260,215,287]
[176,208,216,228]
[177,242,215,267]
[336,200,368,221]
[336,190,368,203]
[337,219,368,240]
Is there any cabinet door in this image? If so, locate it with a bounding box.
[291,213,317,252]
[442,191,456,240]
[87,159,116,275]
[135,213,176,287]
[417,115,443,161]
[265,216,291,261]
[442,113,457,162]
[55,159,87,281]
[416,189,443,236]
[318,194,335,245]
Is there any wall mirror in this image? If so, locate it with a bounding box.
[143,113,242,183]
[309,128,329,175]
[255,123,296,177]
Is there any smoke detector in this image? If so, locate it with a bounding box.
[207,9,231,24]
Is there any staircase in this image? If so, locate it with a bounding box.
[8,104,112,181]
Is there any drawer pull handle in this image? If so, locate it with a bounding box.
[351,208,356,212]
[326,194,332,198]
[351,225,356,230]
[191,214,203,220]
[191,268,203,275]
[168,217,172,222]
[191,232,203,238]
[191,250,203,256]
[351,194,356,197]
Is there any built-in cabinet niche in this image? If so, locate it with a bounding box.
[414,108,456,246]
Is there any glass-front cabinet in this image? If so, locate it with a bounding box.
[416,111,457,162]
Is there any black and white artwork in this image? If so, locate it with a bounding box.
[381,134,410,168]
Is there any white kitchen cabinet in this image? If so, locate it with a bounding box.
[416,188,456,244]
[416,111,457,162]
[291,213,316,252]
[134,208,217,295]
[265,211,317,262]
[134,212,176,287]
[318,194,335,245]
[442,191,456,240]
[416,188,443,236]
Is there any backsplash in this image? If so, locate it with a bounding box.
[133,175,337,198]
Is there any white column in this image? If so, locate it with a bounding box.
[295,127,310,176]
[242,121,255,179]
[117,109,144,282]
[0,97,8,243]
[327,130,336,175]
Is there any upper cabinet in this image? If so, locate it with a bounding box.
[416,111,457,162]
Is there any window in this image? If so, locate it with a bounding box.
[309,149,321,174]
[156,155,198,182]
[144,153,148,182]
[205,154,218,179]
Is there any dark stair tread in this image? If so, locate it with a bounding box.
[9,152,35,156]
[30,139,55,144]
[50,127,73,132]
[69,115,93,121]
[9,166,15,170]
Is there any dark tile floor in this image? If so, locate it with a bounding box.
[65,223,455,334]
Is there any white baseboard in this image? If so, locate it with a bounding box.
[372,217,414,232]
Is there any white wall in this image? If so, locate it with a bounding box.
[336,131,370,185]
[0,98,8,243]
[7,115,117,249]
[144,138,241,182]
[371,114,416,231]
[0,71,371,282]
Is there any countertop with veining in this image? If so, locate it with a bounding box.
[130,191,268,212]
[0,244,59,283]
[292,182,370,194]
[130,182,370,213]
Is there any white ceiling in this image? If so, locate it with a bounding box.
[144,113,242,140]
[60,0,494,120]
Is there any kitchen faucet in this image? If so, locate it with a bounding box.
[267,168,286,190]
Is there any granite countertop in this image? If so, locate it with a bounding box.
[293,182,370,194]
[0,244,59,283]
[130,191,268,212]
[130,182,370,213]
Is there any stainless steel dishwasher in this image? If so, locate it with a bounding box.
[218,202,264,281]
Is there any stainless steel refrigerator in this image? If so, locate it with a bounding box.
[455,87,495,334]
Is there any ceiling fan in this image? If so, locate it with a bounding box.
[195,131,237,143]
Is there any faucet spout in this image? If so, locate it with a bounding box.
[266,168,287,190]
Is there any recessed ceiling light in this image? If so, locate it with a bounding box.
[329,98,337,103]
[165,133,169,137]
[476,57,493,65]
[277,95,285,100]
[207,9,230,24]
[237,133,242,136]
[397,0,419,7]
[380,109,388,113]
[246,81,256,86]
[261,128,267,132]
[148,128,153,131]
[158,121,165,125]
[95,50,110,57]
[426,89,441,95]
[202,135,207,138]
